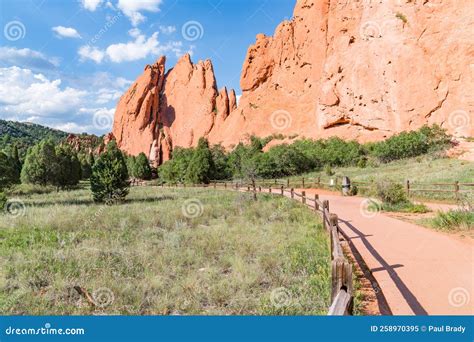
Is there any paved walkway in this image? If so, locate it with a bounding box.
[292,189,474,315]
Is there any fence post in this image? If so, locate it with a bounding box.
[302,191,306,204]
[406,180,410,197]
[214,182,216,189]
[274,179,277,185]
[280,185,284,196]
[291,188,294,199]
[269,186,272,194]
[302,177,305,188]
[287,178,290,187]
[323,200,329,213]
[247,185,250,192]
[259,186,262,192]
[253,184,257,201]
[224,182,227,189]
[314,194,319,211]
[454,181,460,201]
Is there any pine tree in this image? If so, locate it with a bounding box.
[0,151,18,190]
[10,145,21,183]
[90,141,129,203]
[55,145,81,188]
[21,139,59,185]
[133,153,152,180]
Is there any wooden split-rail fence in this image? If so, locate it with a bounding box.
[161,181,354,315]
[202,177,473,201]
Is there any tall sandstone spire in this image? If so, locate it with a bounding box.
[112,0,473,165]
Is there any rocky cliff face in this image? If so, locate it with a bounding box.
[112,0,473,164]
[112,55,236,164]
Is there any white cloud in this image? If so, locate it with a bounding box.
[80,0,103,11]
[0,67,127,134]
[117,0,163,26]
[78,45,105,63]
[128,28,141,38]
[159,25,176,35]
[52,26,82,39]
[0,67,87,117]
[0,47,59,70]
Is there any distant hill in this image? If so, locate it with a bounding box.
[0,120,100,159]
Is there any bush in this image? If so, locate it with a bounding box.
[430,210,474,231]
[0,151,19,190]
[371,125,450,163]
[0,191,6,211]
[185,138,214,184]
[324,165,334,176]
[90,141,129,203]
[54,145,81,189]
[375,180,408,205]
[382,202,429,213]
[133,153,152,180]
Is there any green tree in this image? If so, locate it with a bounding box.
[78,153,92,180]
[185,138,214,184]
[21,139,59,185]
[0,151,18,190]
[133,153,152,180]
[10,145,21,182]
[90,141,129,203]
[55,145,81,188]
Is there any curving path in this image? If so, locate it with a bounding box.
[288,189,474,315]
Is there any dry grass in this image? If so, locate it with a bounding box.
[0,186,331,315]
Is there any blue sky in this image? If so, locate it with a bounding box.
[0,0,295,135]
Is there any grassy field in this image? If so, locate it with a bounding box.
[0,186,332,315]
[276,156,474,202]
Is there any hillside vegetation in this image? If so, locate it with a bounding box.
[0,120,68,158]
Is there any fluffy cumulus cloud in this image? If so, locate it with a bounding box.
[78,45,105,63]
[80,0,103,11]
[52,26,82,39]
[0,47,59,70]
[0,67,130,134]
[117,0,163,26]
[79,29,186,63]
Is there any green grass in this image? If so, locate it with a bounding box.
[0,186,331,315]
[421,210,474,232]
[379,202,430,214]
[281,156,474,202]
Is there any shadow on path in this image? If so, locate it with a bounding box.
[339,218,428,315]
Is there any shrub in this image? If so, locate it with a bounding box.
[0,151,19,190]
[90,141,129,203]
[375,180,408,205]
[133,153,152,180]
[0,191,6,211]
[185,138,214,184]
[430,210,474,231]
[371,125,450,163]
[324,164,334,176]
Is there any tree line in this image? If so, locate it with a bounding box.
[158,125,451,184]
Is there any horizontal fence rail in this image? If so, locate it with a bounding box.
[207,176,473,201]
[159,180,354,316]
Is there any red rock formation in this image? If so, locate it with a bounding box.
[112,54,236,165]
[112,0,473,164]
